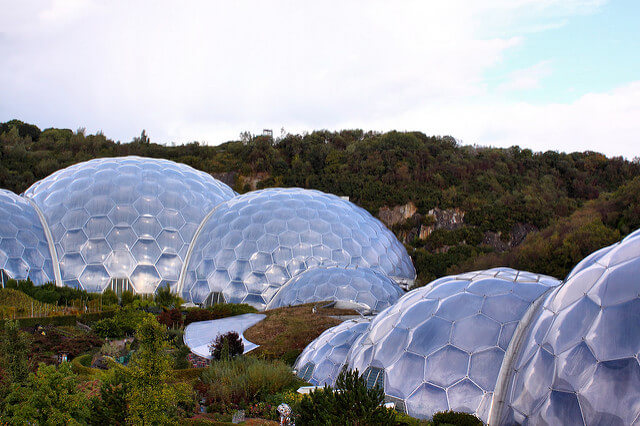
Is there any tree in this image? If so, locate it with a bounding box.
[90,366,129,426]
[157,308,183,328]
[120,290,135,306]
[1,363,90,424]
[209,331,244,360]
[125,316,193,424]
[154,283,181,308]
[133,129,150,144]
[0,320,32,385]
[102,289,118,306]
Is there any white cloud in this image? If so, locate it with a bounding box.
[497,61,553,92]
[365,81,640,158]
[1,0,637,159]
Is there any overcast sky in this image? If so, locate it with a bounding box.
[1,0,639,158]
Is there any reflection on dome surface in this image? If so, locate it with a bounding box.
[500,229,640,425]
[23,156,236,293]
[0,189,54,285]
[295,318,370,387]
[345,268,560,422]
[180,188,415,309]
[266,266,404,313]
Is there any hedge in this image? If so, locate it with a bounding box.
[71,353,101,376]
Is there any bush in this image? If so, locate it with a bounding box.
[295,369,396,425]
[209,331,244,360]
[199,357,301,408]
[70,353,100,377]
[158,308,183,328]
[99,341,125,358]
[102,289,118,306]
[154,284,183,308]
[282,349,302,366]
[92,308,152,338]
[432,410,482,426]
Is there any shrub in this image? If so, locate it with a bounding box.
[199,357,301,408]
[174,344,192,369]
[2,362,91,424]
[209,331,244,360]
[295,369,396,425]
[158,308,183,328]
[282,349,302,366]
[154,284,183,308]
[432,410,482,426]
[100,341,124,358]
[92,308,152,338]
[102,289,118,306]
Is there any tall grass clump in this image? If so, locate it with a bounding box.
[199,357,302,408]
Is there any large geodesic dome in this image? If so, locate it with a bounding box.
[295,318,371,387]
[345,268,560,422]
[22,156,236,293]
[266,266,404,313]
[497,229,640,425]
[0,189,54,285]
[179,188,415,309]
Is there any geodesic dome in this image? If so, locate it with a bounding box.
[498,229,640,425]
[179,188,415,309]
[23,156,236,293]
[295,318,371,387]
[345,268,560,422]
[0,189,54,285]
[266,266,404,312]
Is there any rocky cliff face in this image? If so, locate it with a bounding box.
[482,223,538,251]
[379,203,535,253]
[419,207,465,239]
[378,202,418,227]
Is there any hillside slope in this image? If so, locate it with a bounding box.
[0,288,62,318]
[2,119,639,285]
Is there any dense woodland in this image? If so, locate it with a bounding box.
[2,119,639,284]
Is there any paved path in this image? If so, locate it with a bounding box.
[183,313,266,359]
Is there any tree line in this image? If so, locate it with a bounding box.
[2,119,639,284]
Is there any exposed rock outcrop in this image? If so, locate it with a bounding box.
[482,223,538,252]
[378,202,418,227]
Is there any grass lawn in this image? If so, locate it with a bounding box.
[244,303,359,361]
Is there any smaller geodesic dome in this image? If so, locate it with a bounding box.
[179,187,416,310]
[295,318,371,387]
[265,266,404,313]
[346,268,560,422]
[0,189,54,285]
[497,229,640,425]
